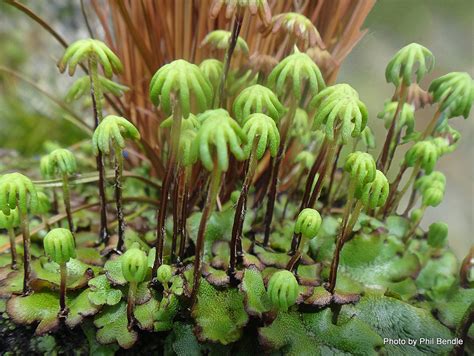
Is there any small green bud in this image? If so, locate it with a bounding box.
[344,151,376,192]
[427,222,448,248]
[267,270,299,311]
[35,192,52,215]
[121,247,148,283]
[294,208,322,239]
[43,228,76,264]
[405,140,438,174]
[0,208,20,229]
[410,208,423,223]
[360,170,389,209]
[157,264,173,285]
[422,187,444,207]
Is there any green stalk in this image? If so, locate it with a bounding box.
[114,149,125,251]
[89,55,109,244]
[263,98,298,246]
[229,138,259,280]
[62,173,74,235]
[59,262,68,318]
[127,281,137,330]
[8,226,18,270]
[191,163,222,305]
[20,210,31,295]
[153,99,182,276]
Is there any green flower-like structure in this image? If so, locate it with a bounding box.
[149,59,213,119]
[385,43,434,86]
[232,84,285,123]
[268,47,325,101]
[43,228,76,317]
[428,72,474,118]
[65,75,128,102]
[58,39,123,78]
[267,270,299,312]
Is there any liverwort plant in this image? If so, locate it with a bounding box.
[149,59,212,275]
[426,71,474,137]
[328,169,389,293]
[58,38,124,244]
[232,84,286,122]
[303,84,367,210]
[0,173,38,294]
[287,208,322,271]
[42,148,77,233]
[190,109,246,302]
[263,47,325,246]
[156,264,173,292]
[121,245,148,329]
[266,270,299,312]
[404,171,446,242]
[92,115,141,251]
[0,208,20,269]
[378,43,434,172]
[383,139,438,216]
[229,113,280,280]
[43,228,76,318]
[160,117,199,263]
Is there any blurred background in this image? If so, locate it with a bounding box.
[0,0,472,257]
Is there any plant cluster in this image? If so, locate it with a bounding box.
[0,1,473,354]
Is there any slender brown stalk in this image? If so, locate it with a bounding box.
[171,167,184,263]
[388,162,421,216]
[19,210,32,295]
[153,99,182,276]
[327,199,363,293]
[299,138,329,212]
[229,138,259,280]
[214,6,244,107]
[89,56,109,244]
[178,167,191,262]
[61,173,74,234]
[377,83,407,172]
[191,163,222,305]
[402,171,422,216]
[402,206,426,243]
[325,145,343,207]
[114,150,125,251]
[381,163,407,218]
[126,281,137,330]
[421,108,442,139]
[59,262,68,317]
[263,99,298,246]
[308,137,340,208]
[8,227,18,270]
